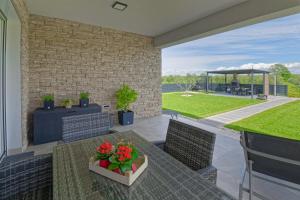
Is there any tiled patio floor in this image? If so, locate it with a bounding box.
[25,114,300,200]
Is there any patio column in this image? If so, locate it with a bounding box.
[274,74,277,96]
[206,72,209,93]
[251,71,254,99]
[225,74,227,92]
[263,73,270,96]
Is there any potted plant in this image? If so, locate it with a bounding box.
[42,94,54,110]
[79,92,90,107]
[63,99,73,109]
[116,85,138,126]
[96,141,114,169]
[89,139,148,186]
[95,140,139,174]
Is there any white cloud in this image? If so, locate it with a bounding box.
[162,62,300,76]
[217,62,300,73]
[286,62,300,69]
[162,54,252,75]
[162,13,300,76]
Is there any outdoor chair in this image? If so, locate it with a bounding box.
[0,152,52,200]
[240,88,248,96]
[154,119,217,184]
[62,112,113,143]
[239,131,300,200]
[231,87,240,95]
[256,94,268,100]
[162,109,178,119]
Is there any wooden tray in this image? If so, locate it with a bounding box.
[89,155,148,186]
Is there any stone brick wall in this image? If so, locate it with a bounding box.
[28,15,161,120]
[11,0,30,149]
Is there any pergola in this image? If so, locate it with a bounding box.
[206,69,270,99]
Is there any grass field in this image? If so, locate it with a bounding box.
[162,92,262,119]
[226,100,300,140]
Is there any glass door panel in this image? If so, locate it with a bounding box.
[0,10,6,162]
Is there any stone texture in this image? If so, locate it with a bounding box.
[9,1,161,149]
[11,0,30,149]
[28,15,161,119]
[263,73,270,96]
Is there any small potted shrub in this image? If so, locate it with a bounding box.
[42,94,54,110]
[79,92,90,107]
[116,85,138,126]
[63,99,73,109]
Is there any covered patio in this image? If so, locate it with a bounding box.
[1,0,300,200]
[25,114,300,200]
[206,69,271,99]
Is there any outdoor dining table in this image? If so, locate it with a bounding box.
[53,130,235,200]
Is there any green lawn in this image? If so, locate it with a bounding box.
[226,100,300,140]
[162,92,263,119]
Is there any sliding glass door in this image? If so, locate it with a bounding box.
[0,9,6,162]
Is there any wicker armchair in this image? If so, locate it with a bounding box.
[0,152,52,200]
[154,119,217,184]
[62,112,112,143]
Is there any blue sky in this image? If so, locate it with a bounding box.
[162,13,300,75]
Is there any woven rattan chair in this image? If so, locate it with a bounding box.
[0,152,52,200]
[154,119,217,184]
[62,112,111,143]
[239,131,300,200]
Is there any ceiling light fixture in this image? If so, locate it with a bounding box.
[112,1,128,11]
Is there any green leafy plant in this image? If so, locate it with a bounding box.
[62,99,73,108]
[80,92,90,100]
[108,143,139,173]
[116,85,138,112]
[42,94,54,102]
[95,140,139,174]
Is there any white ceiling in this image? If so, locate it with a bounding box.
[26,0,247,37]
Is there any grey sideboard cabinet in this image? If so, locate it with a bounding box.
[33,104,101,145]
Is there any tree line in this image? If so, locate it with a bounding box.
[162,64,300,97]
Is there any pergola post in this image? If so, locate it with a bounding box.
[206,72,209,93]
[274,75,277,96]
[225,74,227,92]
[251,71,254,99]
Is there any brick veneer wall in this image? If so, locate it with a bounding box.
[28,15,162,120]
[11,0,30,149]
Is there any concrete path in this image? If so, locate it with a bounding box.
[202,96,297,125]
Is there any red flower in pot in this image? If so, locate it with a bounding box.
[96,141,113,168]
[107,143,139,174]
[116,145,132,161]
[95,141,139,174]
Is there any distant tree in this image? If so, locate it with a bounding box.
[270,64,292,81]
[176,73,199,95]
